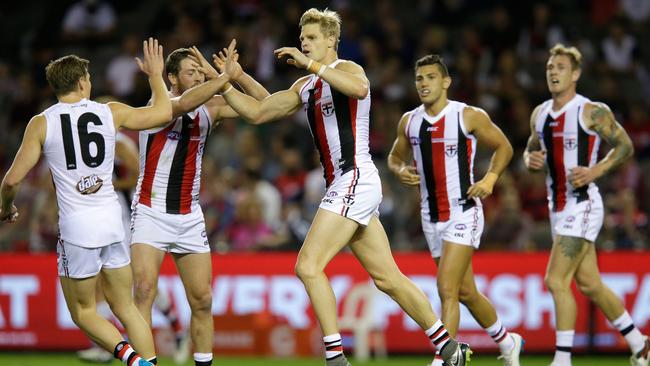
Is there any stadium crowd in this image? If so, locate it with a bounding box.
[0,0,649,253]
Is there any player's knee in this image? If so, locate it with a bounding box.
[458,284,478,304]
[576,278,602,299]
[372,274,398,296]
[294,260,318,282]
[544,274,569,294]
[188,289,212,313]
[437,281,460,301]
[133,278,157,304]
[69,306,92,328]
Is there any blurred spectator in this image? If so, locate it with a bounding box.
[600,20,640,74]
[61,0,116,41]
[105,34,141,99]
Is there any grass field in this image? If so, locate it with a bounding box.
[0,353,632,366]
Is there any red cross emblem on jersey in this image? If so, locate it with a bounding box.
[321,101,335,116]
[445,144,458,157]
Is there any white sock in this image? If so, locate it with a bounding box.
[425,319,452,352]
[612,311,646,354]
[193,352,212,365]
[323,333,343,360]
[485,319,515,354]
[553,330,574,365]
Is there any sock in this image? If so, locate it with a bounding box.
[194,352,212,366]
[323,333,344,360]
[425,320,458,361]
[612,311,646,354]
[485,319,515,354]
[553,330,574,365]
[113,341,143,366]
[147,357,157,365]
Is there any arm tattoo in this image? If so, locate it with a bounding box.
[589,105,633,173]
[557,236,586,259]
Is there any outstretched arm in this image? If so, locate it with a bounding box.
[111,37,172,131]
[1,115,46,222]
[388,113,419,186]
[570,102,634,188]
[274,47,368,99]
[464,107,513,199]
[523,105,546,172]
[212,43,270,100]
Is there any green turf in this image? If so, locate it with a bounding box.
[0,353,632,366]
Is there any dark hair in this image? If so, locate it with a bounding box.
[45,55,89,96]
[414,54,449,77]
[165,48,193,76]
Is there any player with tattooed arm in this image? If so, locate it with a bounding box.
[524,44,648,366]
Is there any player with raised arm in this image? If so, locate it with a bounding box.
[0,38,171,366]
[524,44,649,366]
[219,8,471,366]
[129,40,269,366]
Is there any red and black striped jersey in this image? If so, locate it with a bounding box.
[132,105,211,215]
[534,94,601,212]
[406,101,479,223]
[299,59,373,186]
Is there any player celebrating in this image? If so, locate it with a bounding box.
[524,44,649,366]
[129,41,268,366]
[0,38,171,366]
[219,8,471,366]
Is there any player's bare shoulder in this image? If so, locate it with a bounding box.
[290,75,313,93]
[582,101,612,128]
[462,105,491,131]
[334,59,365,74]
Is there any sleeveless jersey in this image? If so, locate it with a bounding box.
[42,99,124,248]
[299,59,373,186]
[405,101,478,223]
[534,94,601,212]
[133,104,211,215]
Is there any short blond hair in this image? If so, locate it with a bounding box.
[549,43,582,70]
[299,8,341,50]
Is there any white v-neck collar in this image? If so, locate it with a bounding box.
[549,94,579,119]
[423,101,452,124]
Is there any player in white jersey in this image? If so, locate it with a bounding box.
[219,8,470,366]
[0,38,171,366]
[129,40,269,366]
[388,55,521,366]
[524,44,648,366]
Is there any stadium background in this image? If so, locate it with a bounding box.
[0,0,649,364]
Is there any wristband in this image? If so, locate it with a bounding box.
[317,65,327,76]
[307,60,322,74]
[222,83,234,95]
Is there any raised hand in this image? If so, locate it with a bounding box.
[136,37,164,77]
[189,46,219,79]
[273,47,310,69]
[0,204,18,223]
[222,39,243,80]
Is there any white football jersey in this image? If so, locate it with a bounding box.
[42,99,124,248]
[533,94,601,212]
[299,59,374,187]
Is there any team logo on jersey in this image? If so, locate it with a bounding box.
[564,138,577,150]
[76,174,103,195]
[455,223,467,230]
[321,100,335,116]
[167,130,182,140]
[410,137,421,145]
[445,144,458,157]
[342,193,355,207]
